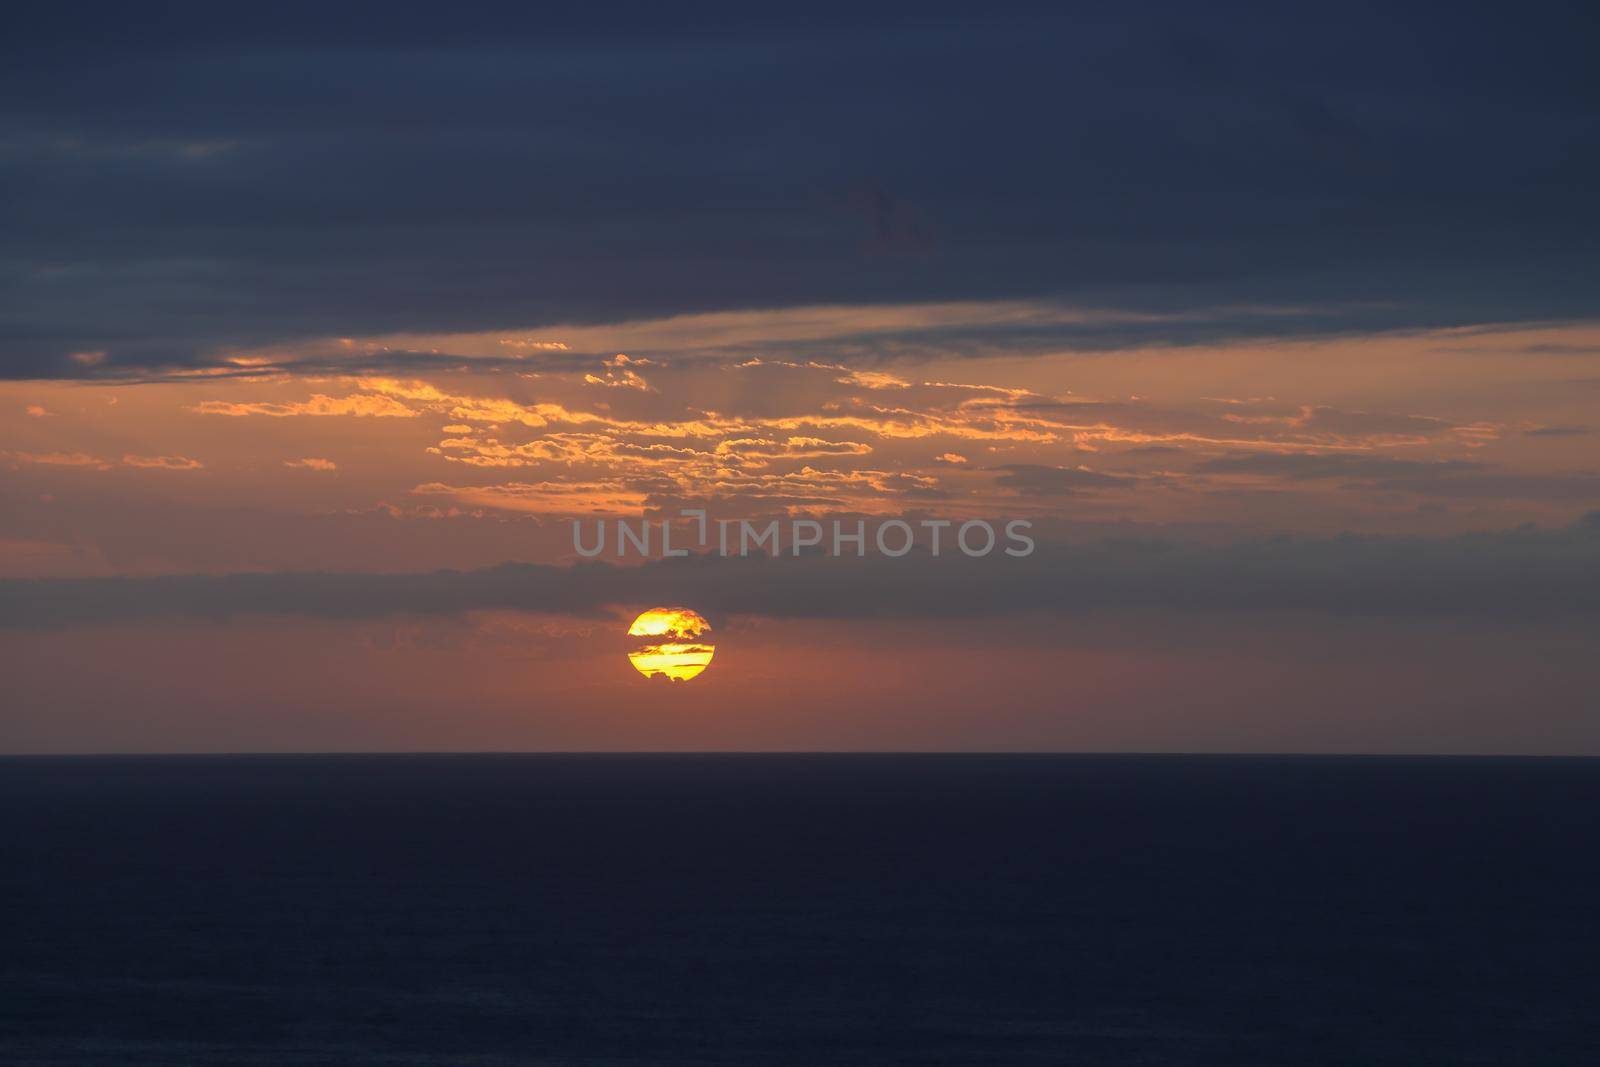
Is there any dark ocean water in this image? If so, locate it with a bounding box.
[2,755,1598,1065]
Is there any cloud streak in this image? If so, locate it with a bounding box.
[6,516,1598,629]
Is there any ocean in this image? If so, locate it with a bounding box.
[2,754,1596,1064]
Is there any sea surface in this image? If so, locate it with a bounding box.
[1,754,1597,1065]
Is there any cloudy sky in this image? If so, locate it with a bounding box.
[3,3,1598,753]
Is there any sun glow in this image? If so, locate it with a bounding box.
[627,608,715,681]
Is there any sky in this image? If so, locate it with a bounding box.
[2,3,1598,753]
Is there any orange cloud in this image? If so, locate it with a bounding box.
[5,450,110,470]
[498,339,570,352]
[714,437,874,463]
[412,479,651,513]
[583,368,654,391]
[192,393,417,418]
[123,454,204,470]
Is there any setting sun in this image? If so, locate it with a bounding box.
[627,608,715,681]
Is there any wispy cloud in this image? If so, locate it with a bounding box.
[122,454,204,471]
[191,394,419,418]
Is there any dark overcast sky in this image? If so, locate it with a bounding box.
[3,1,1596,377]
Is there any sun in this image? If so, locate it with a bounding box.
[627,607,715,681]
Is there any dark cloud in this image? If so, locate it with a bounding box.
[3,2,1597,378]
[1197,455,1486,480]
[1198,453,1600,501]
[1364,471,1600,501]
[1292,407,1451,438]
[6,514,1599,628]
